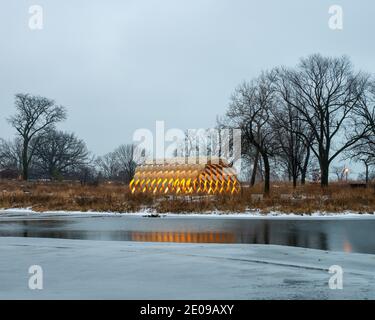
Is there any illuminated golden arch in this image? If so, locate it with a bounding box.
[130,157,240,195]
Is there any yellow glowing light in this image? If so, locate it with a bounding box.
[130,158,240,195]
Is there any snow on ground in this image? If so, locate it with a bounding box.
[0,237,374,299]
[1,208,375,219]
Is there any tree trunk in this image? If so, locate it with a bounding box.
[365,163,369,185]
[258,157,264,181]
[262,153,270,195]
[22,141,29,181]
[300,171,306,185]
[250,150,259,187]
[292,175,297,188]
[320,162,329,188]
[300,146,310,185]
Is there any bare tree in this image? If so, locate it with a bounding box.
[32,130,89,180]
[345,80,375,183]
[0,138,23,174]
[218,113,263,186]
[7,93,67,180]
[97,144,143,183]
[226,73,277,194]
[178,127,239,166]
[239,147,261,186]
[276,54,371,187]
[180,129,202,158]
[72,163,98,186]
[345,134,375,184]
[271,88,313,188]
[114,144,143,183]
[96,152,119,180]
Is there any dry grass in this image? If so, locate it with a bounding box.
[0,179,374,214]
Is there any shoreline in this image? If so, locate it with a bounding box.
[1,207,375,219]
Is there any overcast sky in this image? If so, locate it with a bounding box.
[0,0,374,175]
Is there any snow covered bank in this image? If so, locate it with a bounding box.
[1,208,375,219]
[0,237,374,299]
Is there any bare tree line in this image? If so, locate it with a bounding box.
[0,93,140,184]
[222,54,375,193]
[1,54,375,192]
[95,144,143,184]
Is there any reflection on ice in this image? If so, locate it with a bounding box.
[0,214,374,254]
[130,231,236,243]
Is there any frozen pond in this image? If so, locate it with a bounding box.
[2,237,375,299]
[1,212,375,254]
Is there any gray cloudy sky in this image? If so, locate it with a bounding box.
[0,0,374,174]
